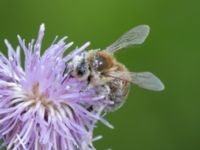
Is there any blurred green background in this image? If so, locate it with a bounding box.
[0,0,199,150]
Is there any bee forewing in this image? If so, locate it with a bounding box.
[105,25,150,53]
[130,72,165,91]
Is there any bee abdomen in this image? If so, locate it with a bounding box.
[104,79,130,113]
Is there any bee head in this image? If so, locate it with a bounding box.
[72,53,90,80]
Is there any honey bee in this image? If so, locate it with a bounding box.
[71,25,165,113]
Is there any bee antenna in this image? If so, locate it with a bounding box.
[61,70,73,84]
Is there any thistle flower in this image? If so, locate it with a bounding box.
[0,24,112,150]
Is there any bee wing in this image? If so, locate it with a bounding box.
[130,72,165,91]
[105,25,150,53]
[106,71,164,91]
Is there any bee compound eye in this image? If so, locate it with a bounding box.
[75,60,89,79]
[77,64,87,76]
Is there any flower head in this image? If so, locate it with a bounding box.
[0,24,112,150]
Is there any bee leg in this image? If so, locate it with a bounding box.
[80,83,94,93]
[87,105,94,112]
